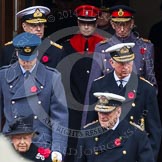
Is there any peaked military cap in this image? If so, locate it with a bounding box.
[13,32,41,61]
[75,5,100,21]
[16,6,50,23]
[4,115,34,136]
[105,43,135,62]
[94,92,125,112]
[109,5,136,22]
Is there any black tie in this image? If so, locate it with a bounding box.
[84,39,88,52]
[118,80,123,89]
[24,71,30,79]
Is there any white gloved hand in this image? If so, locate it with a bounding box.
[51,151,62,162]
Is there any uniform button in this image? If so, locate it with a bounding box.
[123,150,127,155]
[95,152,99,155]
[102,50,105,53]
[34,116,38,119]
[106,68,110,72]
[104,59,107,62]
[139,68,143,71]
[142,58,145,60]
[130,116,134,120]
[95,137,99,141]
[40,86,44,89]
[86,70,90,74]
[11,101,15,104]
[14,116,17,118]
[132,103,135,107]
[38,101,42,104]
[10,85,13,88]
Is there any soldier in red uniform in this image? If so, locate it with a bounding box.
[58,4,105,162]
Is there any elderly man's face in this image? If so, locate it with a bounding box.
[110,59,133,79]
[22,22,45,38]
[78,20,97,37]
[111,19,134,38]
[98,107,121,129]
[11,133,33,152]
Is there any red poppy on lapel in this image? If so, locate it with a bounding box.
[31,86,38,93]
[114,137,122,146]
[128,91,135,99]
[140,48,147,54]
[37,147,51,158]
[42,55,49,63]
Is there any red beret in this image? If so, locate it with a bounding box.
[75,5,100,21]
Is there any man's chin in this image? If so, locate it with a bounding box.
[100,122,108,128]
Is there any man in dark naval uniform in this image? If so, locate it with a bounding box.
[4,115,52,162]
[58,4,105,162]
[88,5,157,87]
[0,32,68,162]
[76,92,155,162]
[86,43,161,161]
[0,6,63,68]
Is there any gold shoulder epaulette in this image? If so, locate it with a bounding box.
[94,75,105,81]
[129,121,144,131]
[50,41,63,49]
[83,120,98,128]
[140,37,151,43]
[4,41,13,46]
[140,77,153,86]
[99,38,109,44]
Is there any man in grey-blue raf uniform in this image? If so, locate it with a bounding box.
[0,32,68,162]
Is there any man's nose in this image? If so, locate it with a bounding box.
[36,25,41,30]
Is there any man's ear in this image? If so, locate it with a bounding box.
[110,20,115,29]
[109,58,113,65]
[130,19,135,29]
[22,22,27,31]
[117,107,122,118]
[109,58,115,68]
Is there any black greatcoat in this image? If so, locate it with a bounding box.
[87,71,162,160]
[76,120,155,162]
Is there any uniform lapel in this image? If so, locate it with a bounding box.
[8,62,46,99]
[95,121,129,152]
[120,72,138,121]
[12,75,41,99]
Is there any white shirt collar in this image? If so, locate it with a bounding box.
[109,118,119,130]
[20,63,36,74]
[114,71,130,87]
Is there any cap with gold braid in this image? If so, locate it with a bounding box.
[16,6,50,23]
[109,5,136,22]
[105,43,135,62]
[94,92,125,113]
